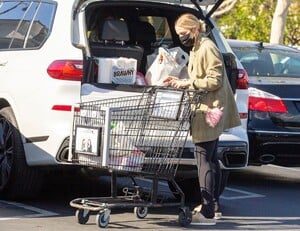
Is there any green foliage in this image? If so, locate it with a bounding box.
[285,2,300,45]
[215,0,278,43]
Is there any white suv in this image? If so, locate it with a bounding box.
[0,0,82,199]
[0,0,248,200]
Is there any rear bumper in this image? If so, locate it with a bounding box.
[56,137,249,179]
[248,130,300,166]
[175,140,248,179]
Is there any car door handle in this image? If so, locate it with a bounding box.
[0,60,8,66]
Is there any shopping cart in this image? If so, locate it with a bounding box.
[68,87,206,228]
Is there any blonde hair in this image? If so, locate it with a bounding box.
[175,13,206,34]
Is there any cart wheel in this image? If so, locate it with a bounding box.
[178,209,192,227]
[134,206,148,219]
[75,209,90,224]
[96,210,110,228]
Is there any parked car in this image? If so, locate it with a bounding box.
[0,0,83,200]
[0,0,248,201]
[228,39,300,167]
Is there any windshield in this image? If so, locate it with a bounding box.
[232,47,300,78]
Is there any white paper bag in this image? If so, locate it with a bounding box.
[96,57,137,84]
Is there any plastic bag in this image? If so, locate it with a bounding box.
[146,46,189,69]
[145,47,187,86]
[168,46,189,66]
[109,121,145,171]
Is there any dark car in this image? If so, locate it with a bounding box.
[228,39,300,167]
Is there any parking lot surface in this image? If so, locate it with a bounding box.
[1,165,300,230]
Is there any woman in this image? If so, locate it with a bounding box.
[165,13,241,225]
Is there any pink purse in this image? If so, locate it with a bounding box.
[205,107,223,128]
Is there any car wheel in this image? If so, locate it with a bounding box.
[0,106,43,199]
[169,170,230,203]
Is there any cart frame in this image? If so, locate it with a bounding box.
[68,87,206,228]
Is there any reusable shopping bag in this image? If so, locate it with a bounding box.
[96,57,137,84]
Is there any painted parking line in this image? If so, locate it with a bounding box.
[136,178,265,200]
[130,177,266,200]
[223,216,300,220]
[0,200,58,221]
[268,164,300,172]
[221,187,265,200]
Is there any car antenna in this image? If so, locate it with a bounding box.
[257,41,264,52]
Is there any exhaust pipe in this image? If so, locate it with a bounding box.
[259,154,275,164]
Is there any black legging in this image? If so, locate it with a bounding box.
[194,139,221,218]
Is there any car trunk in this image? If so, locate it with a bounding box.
[249,79,300,129]
[71,0,237,101]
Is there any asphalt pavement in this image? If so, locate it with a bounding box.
[0,165,300,230]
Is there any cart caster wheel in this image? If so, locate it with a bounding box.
[75,209,90,224]
[134,206,148,219]
[178,209,192,227]
[96,209,110,228]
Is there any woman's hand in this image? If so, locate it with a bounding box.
[163,76,191,89]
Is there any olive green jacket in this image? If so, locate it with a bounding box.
[188,37,241,143]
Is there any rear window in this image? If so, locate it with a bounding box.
[86,7,175,48]
[0,0,56,50]
[233,47,300,78]
[139,16,172,46]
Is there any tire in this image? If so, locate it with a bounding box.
[178,209,192,227]
[0,106,43,200]
[134,206,148,219]
[75,209,90,224]
[96,210,110,228]
[169,170,230,203]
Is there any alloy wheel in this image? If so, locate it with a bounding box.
[0,117,13,190]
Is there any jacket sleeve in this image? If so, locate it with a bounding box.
[192,41,224,91]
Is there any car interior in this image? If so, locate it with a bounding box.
[82,3,238,91]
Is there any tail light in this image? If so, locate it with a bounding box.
[47,60,83,81]
[236,69,249,89]
[52,105,80,112]
[248,88,288,113]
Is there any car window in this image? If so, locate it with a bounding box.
[26,2,56,48]
[0,1,27,49]
[0,1,55,50]
[10,2,39,49]
[139,16,173,47]
[232,47,300,78]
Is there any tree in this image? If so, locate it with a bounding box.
[214,0,300,46]
[215,0,276,42]
[270,0,292,44]
[285,1,300,45]
[209,0,239,18]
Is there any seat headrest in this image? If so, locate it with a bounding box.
[129,21,156,43]
[99,19,129,41]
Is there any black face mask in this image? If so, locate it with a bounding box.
[179,33,195,47]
